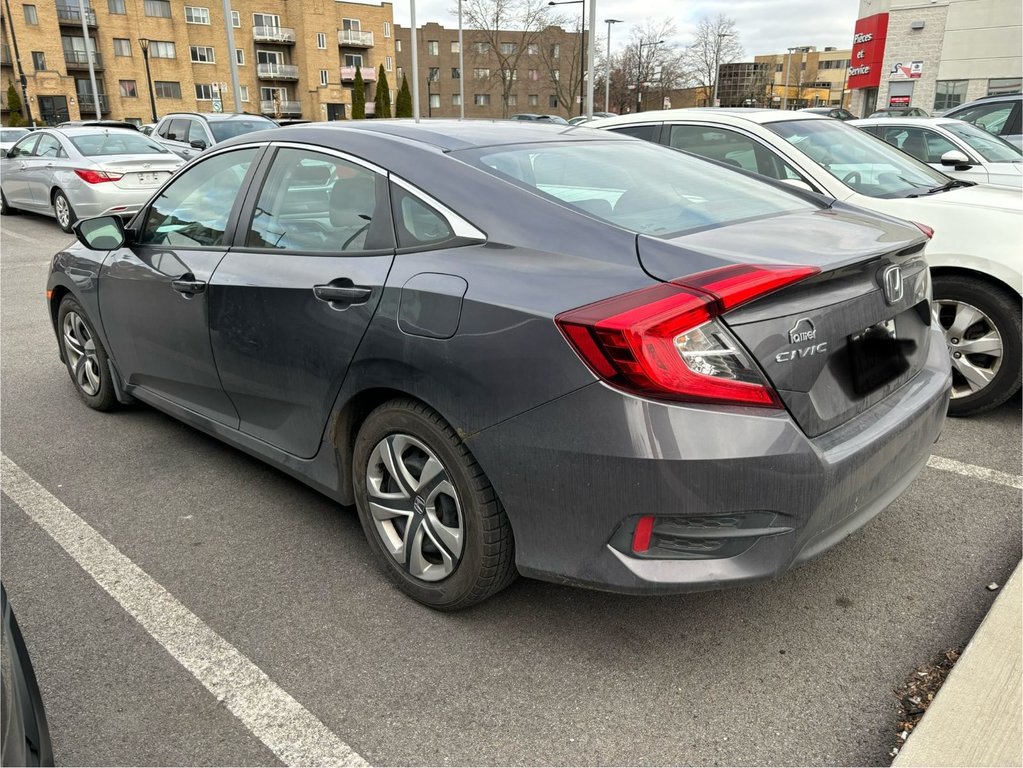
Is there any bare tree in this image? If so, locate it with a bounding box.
[459,0,565,117]
[537,25,584,117]
[613,20,690,113]
[684,14,744,106]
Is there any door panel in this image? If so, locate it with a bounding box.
[2,135,40,206]
[209,146,395,457]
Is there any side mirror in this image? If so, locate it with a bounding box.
[779,178,815,193]
[940,150,972,170]
[74,215,126,251]
[6,148,16,158]
[190,139,207,150]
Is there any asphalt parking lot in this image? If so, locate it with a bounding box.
[2,211,1020,767]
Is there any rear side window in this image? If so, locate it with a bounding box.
[606,124,658,142]
[187,120,208,145]
[391,185,454,248]
[667,124,802,181]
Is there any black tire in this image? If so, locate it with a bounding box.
[56,296,118,411]
[1,188,17,215]
[53,189,76,233]
[932,275,1022,417]
[352,399,516,610]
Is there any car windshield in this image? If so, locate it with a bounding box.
[943,121,1022,163]
[70,132,170,156]
[463,140,816,238]
[209,119,276,142]
[1,129,29,142]
[768,119,950,198]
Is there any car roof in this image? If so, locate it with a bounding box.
[593,108,825,128]
[160,112,276,122]
[850,116,966,128]
[46,126,147,136]
[221,119,632,153]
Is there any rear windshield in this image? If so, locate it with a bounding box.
[70,132,170,156]
[462,140,815,238]
[209,119,276,142]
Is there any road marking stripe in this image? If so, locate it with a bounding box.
[0,453,369,768]
[0,227,37,243]
[927,455,1022,490]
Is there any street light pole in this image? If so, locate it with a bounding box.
[603,18,621,112]
[138,38,157,122]
[636,39,661,113]
[711,32,733,108]
[457,0,465,119]
[76,0,101,119]
[549,0,586,116]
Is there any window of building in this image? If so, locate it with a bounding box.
[342,18,361,30]
[452,93,462,106]
[383,22,391,37]
[385,56,393,71]
[195,83,215,100]
[451,41,460,54]
[549,95,558,108]
[240,85,249,101]
[184,6,209,23]
[499,42,517,55]
[428,67,440,82]
[775,63,783,72]
[528,93,538,106]
[316,33,327,49]
[550,44,559,58]
[527,68,539,81]
[119,79,138,97]
[344,53,363,67]
[396,40,402,52]
[190,46,215,64]
[451,67,460,79]
[108,0,125,13]
[31,51,45,70]
[473,42,490,54]
[988,77,1022,96]
[320,69,329,86]
[502,69,516,81]
[934,79,968,111]
[552,70,559,81]
[526,44,538,55]
[235,48,245,65]
[154,81,181,99]
[113,38,132,57]
[427,40,439,55]
[23,4,37,24]
[149,41,176,59]
[254,13,281,27]
[474,93,490,106]
[507,94,516,106]
[429,93,440,109]
[231,10,240,27]
[397,67,403,81]
[474,68,490,79]
[144,0,171,18]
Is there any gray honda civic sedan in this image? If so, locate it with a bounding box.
[47,121,951,609]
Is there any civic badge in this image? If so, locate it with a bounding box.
[881,265,903,305]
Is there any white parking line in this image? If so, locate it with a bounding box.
[0,227,37,243]
[927,455,1023,490]
[0,453,369,768]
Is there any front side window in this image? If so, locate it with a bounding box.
[943,121,1022,163]
[767,118,948,198]
[141,148,258,247]
[949,102,1015,136]
[244,148,387,252]
[9,134,39,157]
[34,134,65,158]
[466,140,815,238]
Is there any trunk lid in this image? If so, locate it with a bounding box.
[641,207,934,437]
[96,155,183,190]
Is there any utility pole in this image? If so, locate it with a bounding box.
[457,0,464,119]
[410,0,420,120]
[222,0,243,111]
[76,0,101,119]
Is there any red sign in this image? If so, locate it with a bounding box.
[889,95,911,107]
[848,13,889,90]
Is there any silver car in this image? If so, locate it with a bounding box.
[0,127,183,232]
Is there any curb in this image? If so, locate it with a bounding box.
[893,561,1022,767]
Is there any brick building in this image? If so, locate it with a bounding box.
[394,22,584,119]
[2,0,396,125]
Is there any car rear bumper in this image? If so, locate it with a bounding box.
[466,327,951,594]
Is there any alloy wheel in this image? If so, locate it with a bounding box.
[55,194,71,229]
[932,299,1004,399]
[365,433,464,582]
[62,311,102,396]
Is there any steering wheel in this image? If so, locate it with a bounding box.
[842,171,862,185]
[341,223,371,250]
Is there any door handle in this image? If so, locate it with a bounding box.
[171,276,207,295]
[313,284,372,305]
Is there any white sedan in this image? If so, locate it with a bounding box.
[850,117,1022,188]
[593,108,1022,416]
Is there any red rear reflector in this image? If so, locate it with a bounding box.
[45,290,53,300]
[74,169,123,184]
[912,221,934,239]
[633,516,654,554]
[555,264,819,407]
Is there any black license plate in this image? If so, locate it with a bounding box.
[849,318,915,396]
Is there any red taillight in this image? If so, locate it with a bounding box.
[912,221,934,239]
[74,169,123,184]
[555,264,819,408]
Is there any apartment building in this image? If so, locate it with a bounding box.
[394,22,583,119]
[753,46,853,109]
[2,0,396,125]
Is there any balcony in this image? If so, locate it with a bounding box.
[257,63,299,80]
[56,5,97,26]
[340,66,376,82]
[252,26,296,44]
[77,93,110,113]
[338,29,374,48]
[259,99,301,116]
[63,50,103,70]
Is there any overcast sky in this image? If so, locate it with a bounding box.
[388,0,863,57]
